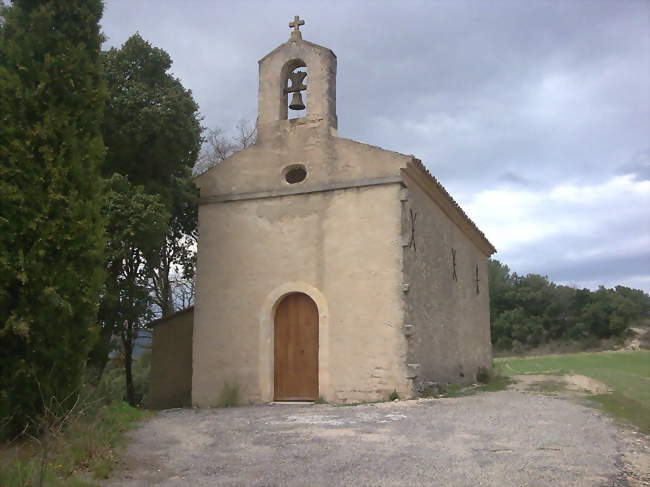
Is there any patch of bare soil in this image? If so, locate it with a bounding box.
[508,375,650,485]
[622,326,650,351]
[509,374,611,397]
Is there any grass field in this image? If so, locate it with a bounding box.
[495,350,650,433]
[0,402,151,487]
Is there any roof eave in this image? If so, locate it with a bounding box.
[402,158,496,257]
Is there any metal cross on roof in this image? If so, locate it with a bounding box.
[289,15,305,40]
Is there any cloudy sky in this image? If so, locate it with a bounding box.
[101,0,649,292]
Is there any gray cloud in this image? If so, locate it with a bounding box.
[617,148,650,181]
[503,230,649,288]
[100,0,650,291]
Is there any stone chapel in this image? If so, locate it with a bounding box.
[148,17,496,409]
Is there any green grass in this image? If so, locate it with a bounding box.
[0,402,152,487]
[495,350,650,433]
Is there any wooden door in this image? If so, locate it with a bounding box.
[274,293,319,401]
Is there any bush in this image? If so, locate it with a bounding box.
[92,351,151,406]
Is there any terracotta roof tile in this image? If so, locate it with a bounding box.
[410,156,496,255]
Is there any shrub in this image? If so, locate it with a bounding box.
[91,351,151,406]
[0,400,150,487]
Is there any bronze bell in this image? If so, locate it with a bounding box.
[289,91,305,111]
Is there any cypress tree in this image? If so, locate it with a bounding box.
[0,0,106,437]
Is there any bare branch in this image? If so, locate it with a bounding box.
[194,119,257,175]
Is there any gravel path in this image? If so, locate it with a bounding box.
[106,391,649,486]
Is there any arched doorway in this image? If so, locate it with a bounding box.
[274,293,318,401]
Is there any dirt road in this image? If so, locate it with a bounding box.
[106,390,649,486]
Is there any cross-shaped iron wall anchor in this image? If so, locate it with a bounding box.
[289,15,305,40]
[408,209,417,252]
[451,248,458,282]
[475,264,480,295]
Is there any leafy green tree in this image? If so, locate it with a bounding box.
[493,307,545,349]
[488,259,650,350]
[0,0,105,437]
[614,285,650,318]
[487,259,513,321]
[101,33,201,201]
[575,286,643,339]
[149,175,198,316]
[99,174,169,405]
[102,33,201,315]
[90,34,201,386]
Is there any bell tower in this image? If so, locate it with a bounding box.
[256,16,338,141]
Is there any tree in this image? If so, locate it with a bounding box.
[148,174,198,316]
[487,259,513,322]
[101,33,201,202]
[102,33,201,317]
[0,0,105,437]
[194,119,256,175]
[488,257,650,350]
[614,285,650,318]
[99,174,169,405]
[90,34,202,386]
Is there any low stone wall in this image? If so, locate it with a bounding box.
[148,307,194,409]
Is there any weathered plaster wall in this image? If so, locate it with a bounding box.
[257,38,337,135]
[193,179,409,406]
[401,172,492,390]
[195,127,410,198]
[193,131,410,406]
[148,308,193,409]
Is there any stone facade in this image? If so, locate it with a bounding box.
[148,19,495,408]
[401,162,493,392]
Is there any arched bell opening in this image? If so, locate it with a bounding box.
[281,59,308,120]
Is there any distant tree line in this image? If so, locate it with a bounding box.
[489,259,650,350]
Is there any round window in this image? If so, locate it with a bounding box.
[285,165,307,184]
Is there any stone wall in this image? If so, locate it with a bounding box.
[148,307,194,409]
[401,171,492,392]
